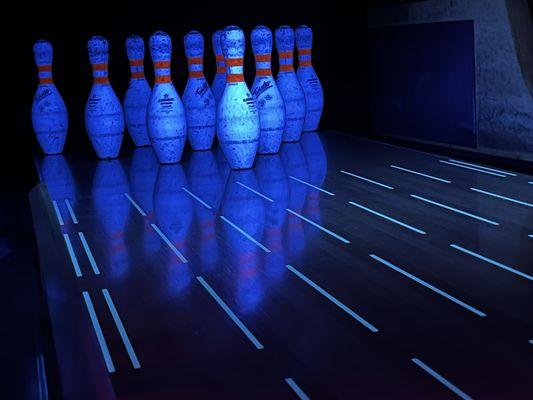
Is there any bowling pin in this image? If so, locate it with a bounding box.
[251,26,285,155]
[85,36,124,159]
[124,35,151,147]
[217,26,260,170]
[211,30,226,103]
[147,31,187,164]
[183,31,216,151]
[296,25,324,132]
[275,26,306,142]
[32,40,68,155]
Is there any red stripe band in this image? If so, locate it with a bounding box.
[131,71,144,78]
[226,58,243,67]
[279,64,294,72]
[92,63,108,71]
[299,60,312,67]
[216,67,226,73]
[187,57,203,65]
[129,59,143,66]
[255,54,270,62]
[94,76,109,84]
[38,65,52,72]
[216,54,224,62]
[298,48,311,55]
[227,74,244,82]
[189,70,204,78]
[256,68,271,76]
[153,61,171,69]
[155,75,171,83]
[39,77,53,84]
[279,51,293,59]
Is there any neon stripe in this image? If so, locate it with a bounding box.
[439,160,506,177]
[390,165,451,184]
[348,201,426,235]
[411,358,473,400]
[410,194,499,226]
[181,187,212,209]
[197,276,264,349]
[450,244,533,281]
[236,181,274,202]
[470,187,533,208]
[286,209,350,244]
[52,200,64,226]
[369,255,486,317]
[124,193,147,216]
[340,170,394,189]
[65,199,78,224]
[82,292,116,373]
[285,378,310,400]
[150,224,188,263]
[448,159,517,176]
[286,264,379,332]
[289,176,335,196]
[102,289,141,369]
[63,234,82,277]
[78,232,100,275]
[220,216,271,253]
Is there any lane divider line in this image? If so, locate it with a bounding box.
[124,193,147,217]
[438,160,506,178]
[470,187,533,208]
[289,175,335,196]
[65,199,78,224]
[390,165,451,184]
[181,187,212,209]
[197,276,264,350]
[286,264,379,332]
[63,233,82,277]
[102,289,141,369]
[287,209,350,244]
[78,232,101,275]
[369,254,486,317]
[348,201,426,235]
[150,223,188,263]
[411,358,473,400]
[448,159,517,177]
[82,291,116,373]
[285,378,311,400]
[450,244,533,282]
[410,194,500,226]
[236,181,274,202]
[340,170,394,190]
[52,200,64,226]
[220,216,270,253]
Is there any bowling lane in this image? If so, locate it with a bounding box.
[32,130,533,399]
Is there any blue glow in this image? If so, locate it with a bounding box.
[410,194,500,225]
[289,175,335,196]
[301,132,327,231]
[236,181,274,202]
[286,264,378,332]
[348,201,426,234]
[85,36,124,159]
[217,26,260,169]
[296,25,324,132]
[340,170,394,189]
[39,155,76,201]
[124,193,147,216]
[470,187,533,208]
[450,244,533,281]
[286,209,350,244]
[251,26,285,154]
[211,30,226,104]
[183,31,216,151]
[32,40,68,154]
[63,233,82,277]
[196,276,264,350]
[78,232,101,275]
[369,254,486,316]
[147,31,187,164]
[92,160,131,277]
[285,378,311,400]
[390,165,451,183]
[411,358,473,400]
[124,35,151,147]
[275,26,306,142]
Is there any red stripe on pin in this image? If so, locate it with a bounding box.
[227,74,244,82]
[155,75,171,83]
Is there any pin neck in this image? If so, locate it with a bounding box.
[91,63,109,84]
[215,54,226,74]
[298,48,312,67]
[37,64,53,84]
[254,53,272,76]
[278,51,294,72]
[153,60,171,84]
[129,59,145,79]
[187,56,204,78]
[225,57,244,83]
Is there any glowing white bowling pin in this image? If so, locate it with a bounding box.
[251,26,285,154]
[85,36,124,159]
[32,40,68,155]
[296,25,324,132]
[147,31,187,164]
[124,34,151,146]
[183,31,216,151]
[211,30,226,104]
[217,26,260,170]
[275,26,306,142]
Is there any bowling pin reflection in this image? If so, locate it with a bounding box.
[221,170,265,314]
[255,154,288,282]
[129,147,160,255]
[40,155,76,201]
[186,151,223,270]
[301,132,327,231]
[154,164,193,294]
[281,142,309,258]
[92,160,131,277]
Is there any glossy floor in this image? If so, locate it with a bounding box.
[32,131,533,399]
